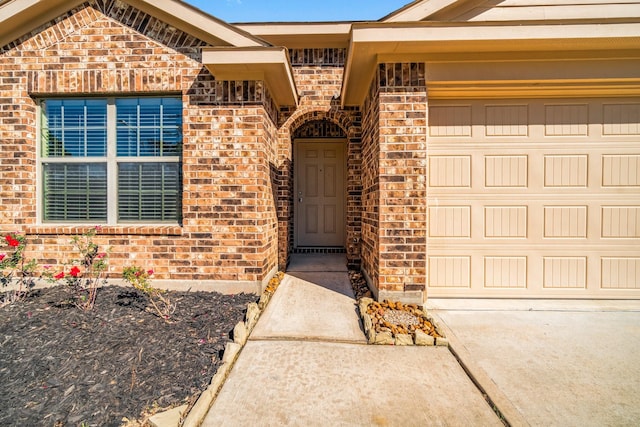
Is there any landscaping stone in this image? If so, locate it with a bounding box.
[414,329,435,346]
[367,327,377,344]
[395,333,413,346]
[233,321,248,345]
[436,337,450,347]
[182,387,215,427]
[374,330,394,345]
[222,342,241,365]
[362,312,373,334]
[245,302,260,331]
[148,404,188,427]
[349,273,446,346]
[359,297,374,314]
[258,292,270,309]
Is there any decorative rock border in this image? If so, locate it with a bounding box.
[357,297,449,347]
[149,272,285,427]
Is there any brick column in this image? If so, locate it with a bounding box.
[362,63,427,303]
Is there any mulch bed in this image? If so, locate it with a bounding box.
[0,285,257,426]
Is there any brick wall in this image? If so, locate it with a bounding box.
[361,63,427,303]
[0,0,279,290]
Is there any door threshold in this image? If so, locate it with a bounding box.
[292,247,346,254]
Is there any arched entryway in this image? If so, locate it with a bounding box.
[277,109,362,271]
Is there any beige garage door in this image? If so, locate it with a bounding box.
[427,98,640,298]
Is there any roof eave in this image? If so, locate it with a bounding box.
[341,21,640,106]
[236,22,352,48]
[202,46,299,107]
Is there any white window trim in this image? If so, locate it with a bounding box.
[36,97,182,226]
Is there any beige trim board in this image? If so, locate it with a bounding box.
[202,47,298,106]
[427,81,640,99]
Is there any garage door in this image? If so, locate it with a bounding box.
[427,98,640,298]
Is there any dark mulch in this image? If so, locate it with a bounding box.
[0,286,257,426]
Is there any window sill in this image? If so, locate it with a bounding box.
[25,225,183,236]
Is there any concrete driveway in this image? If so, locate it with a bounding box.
[428,299,640,427]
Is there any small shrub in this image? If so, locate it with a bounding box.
[0,233,38,305]
[49,228,109,311]
[122,266,175,322]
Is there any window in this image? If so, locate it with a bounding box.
[39,97,182,224]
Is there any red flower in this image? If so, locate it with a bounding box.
[0,253,5,261]
[69,266,81,277]
[54,271,65,280]
[147,269,154,275]
[96,253,106,259]
[5,235,20,247]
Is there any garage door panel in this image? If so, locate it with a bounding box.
[603,103,640,136]
[601,257,640,289]
[429,155,471,188]
[544,154,588,187]
[543,256,587,289]
[602,154,640,187]
[484,206,528,238]
[485,155,528,187]
[601,206,640,238]
[427,97,640,298]
[544,104,589,136]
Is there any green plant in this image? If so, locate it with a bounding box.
[50,227,109,311]
[122,265,175,322]
[0,233,38,305]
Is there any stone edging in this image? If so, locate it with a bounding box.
[149,273,284,427]
[357,297,449,347]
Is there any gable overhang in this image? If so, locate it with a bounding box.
[0,0,267,48]
[203,47,299,107]
[341,21,640,106]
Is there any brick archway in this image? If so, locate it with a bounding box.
[276,107,362,270]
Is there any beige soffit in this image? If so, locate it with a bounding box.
[341,21,640,106]
[0,0,267,48]
[236,22,353,48]
[202,47,299,107]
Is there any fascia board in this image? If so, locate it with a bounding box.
[128,0,267,47]
[202,47,299,107]
[381,0,459,22]
[350,22,640,47]
[0,0,85,48]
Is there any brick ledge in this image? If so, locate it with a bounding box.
[25,225,183,236]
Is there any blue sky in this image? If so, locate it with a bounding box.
[185,0,412,23]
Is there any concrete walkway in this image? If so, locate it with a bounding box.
[202,254,501,426]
